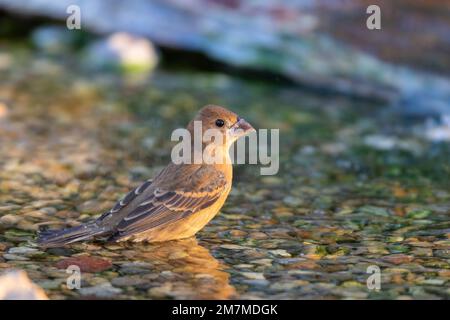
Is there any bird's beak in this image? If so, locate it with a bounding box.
[229,117,255,139]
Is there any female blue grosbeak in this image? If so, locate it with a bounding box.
[38,105,254,247]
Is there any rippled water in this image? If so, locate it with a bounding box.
[0,47,449,299]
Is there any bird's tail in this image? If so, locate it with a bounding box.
[37,222,106,248]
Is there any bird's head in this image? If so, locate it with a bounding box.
[187,105,255,149]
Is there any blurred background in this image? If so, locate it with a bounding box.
[0,0,449,300]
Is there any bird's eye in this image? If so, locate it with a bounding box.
[215,119,225,127]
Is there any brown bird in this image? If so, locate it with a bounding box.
[38,105,255,247]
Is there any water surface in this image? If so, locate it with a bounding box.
[0,46,449,299]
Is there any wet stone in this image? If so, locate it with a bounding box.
[79,282,122,298]
[249,232,268,240]
[433,250,450,259]
[119,262,153,275]
[147,283,173,299]
[283,196,303,207]
[382,254,414,265]
[36,279,65,290]
[46,247,75,257]
[242,279,270,287]
[240,272,265,280]
[55,256,112,273]
[3,254,29,261]
[111,276,149,287]
[220,244,247,250]
[0,205,21,213]
[0,214,21,227]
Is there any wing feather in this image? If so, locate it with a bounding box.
[112,166,227,240]
[98,179,152,221]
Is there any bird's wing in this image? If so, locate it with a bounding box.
[110,165,228,240]
[97,179,154,222]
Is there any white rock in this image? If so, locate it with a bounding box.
[85,32,159,71]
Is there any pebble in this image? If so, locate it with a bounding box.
[417,279,446,286]
[250,259,272,266]
[147,283,173,299]
[282,196,303,207]
[249,232,268,239]
[269,249,291,257]
[119,265,152,275]
[229,230,247,237]
[8,247,39,255]
[240,272,265,280]
[242,279,270,287]
[382,254,414,265]
[56,256,112,272]
[270,282,302,291]
[111,276,149,287]
[0,205,21,213]
[40,207,57,215]
[0,214,21,227]
[3,254,29,261]
[37,279,64,290]
[79,282,122,298]
[220,244,247,250]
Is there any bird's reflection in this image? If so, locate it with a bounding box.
[119,237,236,299]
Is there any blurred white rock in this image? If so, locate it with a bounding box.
[424,116,450,142]
[84,32,159,72]
[0,270,48,300]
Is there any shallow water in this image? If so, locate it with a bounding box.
[0,47,449,299]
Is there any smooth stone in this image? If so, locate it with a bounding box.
[3,254,29,261]
[270,282,303,291]
[229,230,247,237]
[0,214,20,226]
[242,279,270,287]
[79,283,122,298]
[283,196,303,207]
[240,272,265,280]
[111,276,148,287]
[417,279,446,286]
[250,259,273,266]
[40,207,57,215]
[269,249,291,257]
[434,249,450,258]
[382,254,414,265]
[8,247,39,255]
[235,264,254,269]
[220,244,247,250]
[55,256,112,273]
[249,232,268,239]
[147,283,173,298]
[0,205,21,213]
[36,279,64,290]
